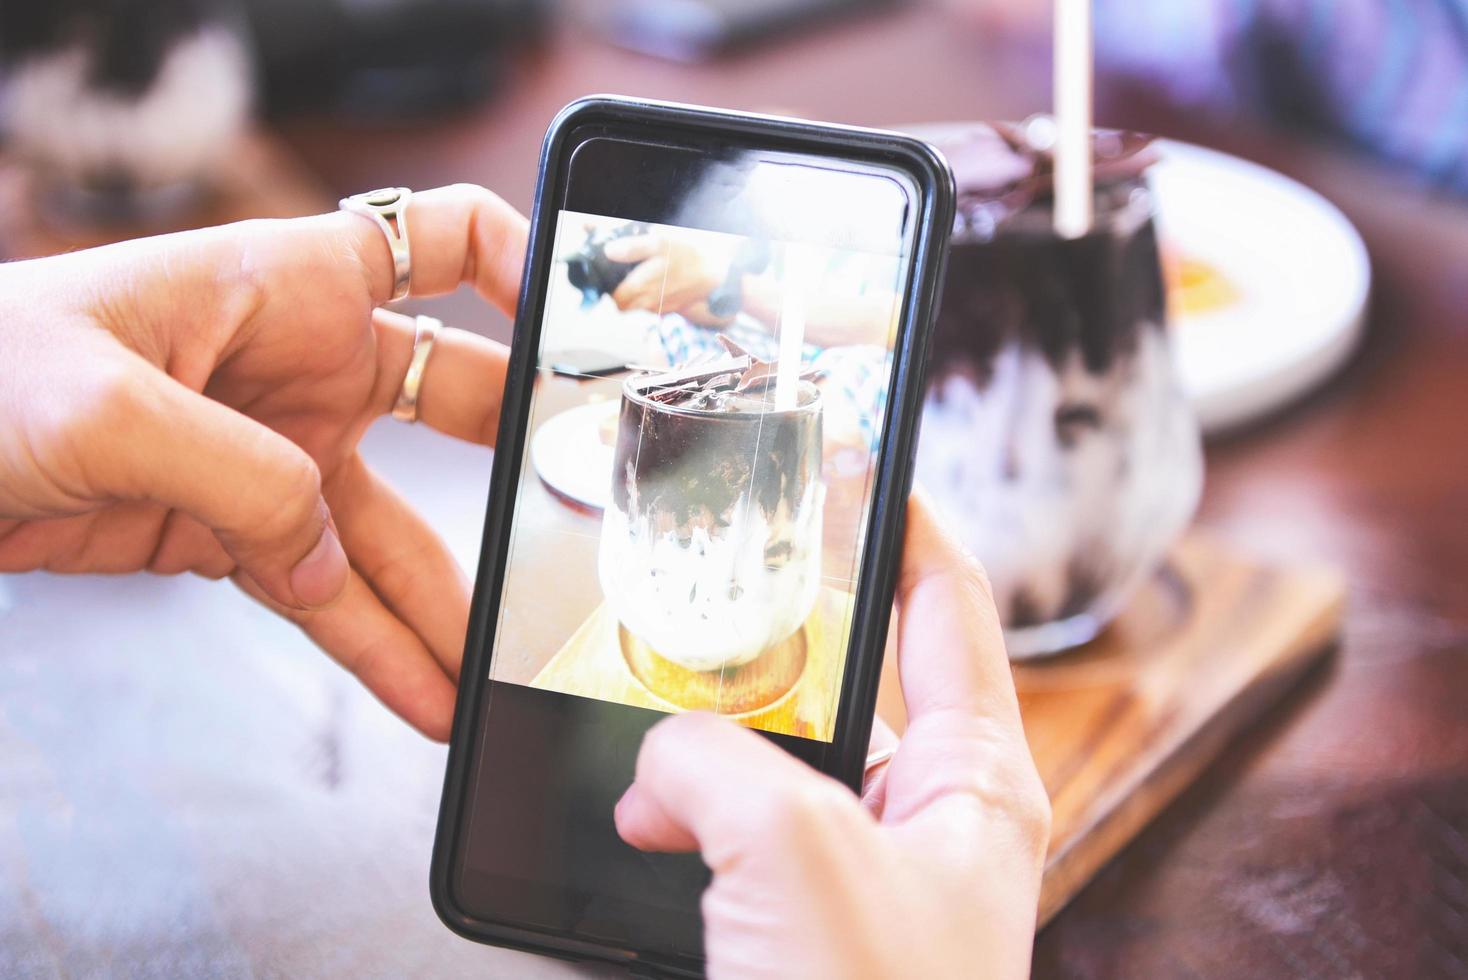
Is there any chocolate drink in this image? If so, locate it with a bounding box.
[915,122,1203,657]
[598,353,825,672]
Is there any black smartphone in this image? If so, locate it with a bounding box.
[432,96,953,976]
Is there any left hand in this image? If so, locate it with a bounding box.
[0,184,528,740]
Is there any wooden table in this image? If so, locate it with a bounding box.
[3,6,1466,977]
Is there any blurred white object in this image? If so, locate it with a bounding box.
[531,399,619,511]
[0,22,252,219]
[1152,140,1372,433]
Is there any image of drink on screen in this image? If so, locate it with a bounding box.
[493,212,904,742]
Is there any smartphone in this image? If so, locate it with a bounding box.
[432,96,953,976]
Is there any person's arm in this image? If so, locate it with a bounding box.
[616,493,1051,978]
[0,184,528,741]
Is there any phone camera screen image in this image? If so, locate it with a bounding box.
[499,197,910,742]
[439,110,947,972]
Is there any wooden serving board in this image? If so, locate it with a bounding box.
[877,532,1346,927]
[532,587,856,742]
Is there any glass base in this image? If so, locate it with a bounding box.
[1004,611,1108,660]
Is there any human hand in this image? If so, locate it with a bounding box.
[614,493,1050,979]
[0,184,528,740]
[603,232,738,326]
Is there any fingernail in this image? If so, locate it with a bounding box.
[290,525,349,609]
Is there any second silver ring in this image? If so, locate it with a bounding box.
[392,314,442,424]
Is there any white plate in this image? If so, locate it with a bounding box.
[530,399,620,511]
[899,123,1371,434]
[1151,139,1370,432]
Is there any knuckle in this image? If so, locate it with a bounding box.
[984,735,1051,862]
[1011,767,1053,861]
[240,442,323,544]
[933,720,1052,862]
[446,182,501,207]
[222,233,269,322]
[952,546,995,607]
[279,446,324,499]
[87,363,150,425]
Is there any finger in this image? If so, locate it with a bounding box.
[895,489,1015,724]
[601,234,663,264]
[611,257,670,312]
[232,566,457,741]
[614,713,864,872]
[337,183,529,312]
[613,782,698,854]
[883,490,1048,849]
[370,309,509,446]
[327,454,469,681]
[95,364,348,611]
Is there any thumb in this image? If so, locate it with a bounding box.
[615,713,863,872]
[96,368,348,610]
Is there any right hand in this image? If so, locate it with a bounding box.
[614,493,1051,979]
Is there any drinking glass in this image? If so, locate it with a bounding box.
[915,123,1203,658]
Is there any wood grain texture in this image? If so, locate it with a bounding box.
[1009,533,1346,925]
[531,588,856,741]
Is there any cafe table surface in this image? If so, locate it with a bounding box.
[4,6,1468,978]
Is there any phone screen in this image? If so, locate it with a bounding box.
[450,132,919,964]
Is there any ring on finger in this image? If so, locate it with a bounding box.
[392,314,442,423]
[340,186,413,302]
[864,745,896,775]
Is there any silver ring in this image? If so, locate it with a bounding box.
[864,746,896,774]
[340,187,413,302]
[392,315,442,423]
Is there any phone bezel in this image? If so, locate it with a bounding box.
[430,95,955,976]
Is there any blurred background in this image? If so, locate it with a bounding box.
[2,1,1467,977]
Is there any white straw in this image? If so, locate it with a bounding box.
[1053,0,1093,239]
[775,244,810,411]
